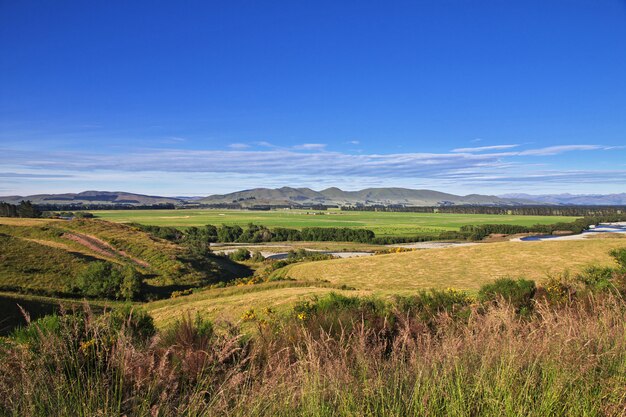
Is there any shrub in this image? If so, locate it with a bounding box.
[395,288,473,320]
[576,266,615,292]
[73,262,143,300]
[478,278,536,313]
[118,265,143,300]
[540,273,575,303]
[107,305,156,342]
[610,248,626,270]
[229,248,251,262]
[250,251,265,262]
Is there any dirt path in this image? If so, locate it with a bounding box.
[63,232,150,268]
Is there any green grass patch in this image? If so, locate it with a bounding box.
[93,209,578,237]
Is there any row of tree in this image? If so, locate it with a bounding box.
[34,203,178,211]
[0,201,41,218]
[341,205,626,216]
[460,214,626,241]
[132,213,626,248]
[131,223,377,248]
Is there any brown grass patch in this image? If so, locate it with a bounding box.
[279,239,626,293]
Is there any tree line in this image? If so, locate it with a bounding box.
[130,223,376,248]
[461,214,626,241]
[34,203,178,211]
[132,213,626,247]
[0,201,41,218]
[341,205,626,216]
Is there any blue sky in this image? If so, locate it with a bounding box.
[1,0,625,196]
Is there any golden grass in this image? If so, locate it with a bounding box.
[0,217,58,226]
[277,239,626,294]
[146,282,358,328]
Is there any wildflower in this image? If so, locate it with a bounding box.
[80,338,96,353]
[241,309,256,321]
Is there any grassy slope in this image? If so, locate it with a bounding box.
[274,239,626,293]
[93,209,578,237]
[0,218,238,295]
[144,237,626,328]
[145,281,358,328]
[0,234,97,293]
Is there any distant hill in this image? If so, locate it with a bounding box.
[7,188,624,208]
[500,193,626,206]
[0,191,182,206]
[200,187,536,206]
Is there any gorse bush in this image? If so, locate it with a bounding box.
[229,248,251,262]
[395,288,473,322]
[610,247,626,270]
[71,262,143,300]
[477,278,536,313]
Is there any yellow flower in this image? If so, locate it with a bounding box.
[80,339,96,353]
[297,312,307,321]
[241,309,256,321]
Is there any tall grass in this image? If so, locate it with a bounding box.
[1,285,625,416]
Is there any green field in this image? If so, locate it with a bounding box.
[93,209,578,237]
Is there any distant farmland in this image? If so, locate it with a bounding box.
[93,209,578,237]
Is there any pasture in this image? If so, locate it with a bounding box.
[145,237,626,327]
[93,209,578,237]
[274,238,626,294]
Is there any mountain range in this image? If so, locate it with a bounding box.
[199,187,534,206]
[500,193,626,206]
[0,191,181,206]
[2,188,625,207]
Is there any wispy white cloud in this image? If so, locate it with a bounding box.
[0,143,623,195]
[228,143,250,149]
[516,145,611,156]
[452,144,520,153]
[0,143,618,177]
[292,143,327,151]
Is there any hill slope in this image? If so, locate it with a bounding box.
[501,193,626,205]
[0,191,181,206]
[0,218,241,297]
[200,187,534,206]
[272,239,626,293]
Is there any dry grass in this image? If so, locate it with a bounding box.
[0,218,58,226]
[278,239,626,293]
[2,291,625,416]
[146,282,359,328]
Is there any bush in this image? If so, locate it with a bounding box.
[229,248,251,262]
[576,266,615,292]
[73,262,143,300]
[395,288,473,320]
[610,248,626,270]
[250,251,265,262]
[478,278,536,313]
[107,305,156,342]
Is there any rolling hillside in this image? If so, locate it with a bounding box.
[0,218,242,297]
[0,191,181,206]
[199,186,535,206]
[271,238,626,293]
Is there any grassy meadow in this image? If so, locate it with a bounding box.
[275,238,626,293]
[93,208,578,237]
[2,215,626,415]
[0,218,244,297]
[144,237,626,327]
